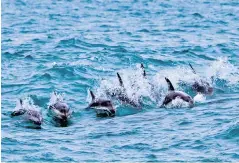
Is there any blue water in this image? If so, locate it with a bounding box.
[2,0,239,162]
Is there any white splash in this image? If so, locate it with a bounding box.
[14,97,40,111]
[96,64,154,105]
[193,93,206,103]
[49,91,65,106]
[206,57,239,85]
[153,66,201,89]
[165,97,191,109]
[94,57,239,108]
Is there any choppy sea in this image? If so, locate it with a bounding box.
[1,0,239,162]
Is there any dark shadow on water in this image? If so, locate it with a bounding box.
[51,117,72,127]
[25,126,42,129]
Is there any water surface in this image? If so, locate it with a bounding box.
[2,0,239,162]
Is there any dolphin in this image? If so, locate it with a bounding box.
[114,72,142,108]
[86,90,116,117]
[48,92,72,125]
[140,63,155,88]
[189,63,213,95]
[11,99,43,126]
[140,63,163,101]
[104,71,141,108]
[140,63,146,78]
[161,78,194,108]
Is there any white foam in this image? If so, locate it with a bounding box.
[96,65,154,105]
[49,91,64,106]
[193,93,206,103]
[165,97,191,109]
[94,57,239,107]
[14,97,40,112]
[206,57,239,85]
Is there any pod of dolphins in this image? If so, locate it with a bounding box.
[11,63,213,128]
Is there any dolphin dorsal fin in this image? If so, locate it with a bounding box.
[19,99,23,106]
[90,90,95,101]
[189,63,196,74]
[165,77,175,91]
[117,72,124,87]
[140,63,146,77]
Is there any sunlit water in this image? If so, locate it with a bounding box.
[2,0,239,162]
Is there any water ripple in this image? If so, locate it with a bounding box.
[2,0,239,162]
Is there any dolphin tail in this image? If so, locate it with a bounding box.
[165,77,175,91]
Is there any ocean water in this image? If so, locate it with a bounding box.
[1,0,239,162]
